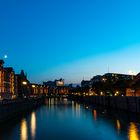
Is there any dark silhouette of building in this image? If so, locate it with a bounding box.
[15,70,30,98]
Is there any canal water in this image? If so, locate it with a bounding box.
[0,98,140,140]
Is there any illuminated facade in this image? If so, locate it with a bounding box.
[43,85,48,95]
[56,79,64,87]
[30,83,48,95]
[126,73,140,96]
[4,67,15,94]
[0,60,49,98]
[38,85,44,94]
[0,60,4,94]
[31,84,39,95]
[0,60,15,99]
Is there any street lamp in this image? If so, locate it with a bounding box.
[22,81,27,85]
[32,85,36,88]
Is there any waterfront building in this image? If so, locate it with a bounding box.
[43,85,48,95]
[0,60,15,99]
[38,84,44,94]
[126,73,140,96]
[43,80,56,95]
[15,70,30,98]
[56,86,69,94]
[81,73,135,96]
[30,83,39,95]
[3,67,15,98]
[31,83,48,96]
[0,60,5,96]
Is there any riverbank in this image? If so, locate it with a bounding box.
[0,97,44,123]
[69,95,140,113]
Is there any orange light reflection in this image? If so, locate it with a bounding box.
[128,122,140,140]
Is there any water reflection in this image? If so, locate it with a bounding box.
[31,112,36,139]
[1,99,140,140]
[72,101,75,116]
[76,102,80,117]
[116,119,121,134]
[20,119,28,140]
[128,122,140,140]
[49,98,54,110]
[93,110,97,121]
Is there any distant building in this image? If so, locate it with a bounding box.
[55,79,64,86]
[103,73,134,82]
[90,75,102,83]
[90,73,135,96]
[81,80,90,87]
[43,78,64,87]
[43,78,69,95]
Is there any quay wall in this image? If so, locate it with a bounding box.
[69,95,140,113]
[0,97,44,123]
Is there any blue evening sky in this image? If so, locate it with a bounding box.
[0,0,140,83]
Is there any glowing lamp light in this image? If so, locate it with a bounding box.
[89,93,93,96]
[102,78,106,82]
[100,92,103,96]
[32,85,35,88]
[22,81,27,85]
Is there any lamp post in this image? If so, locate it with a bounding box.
[22,81,27,85]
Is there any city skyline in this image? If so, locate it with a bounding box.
[0,0,140,84]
